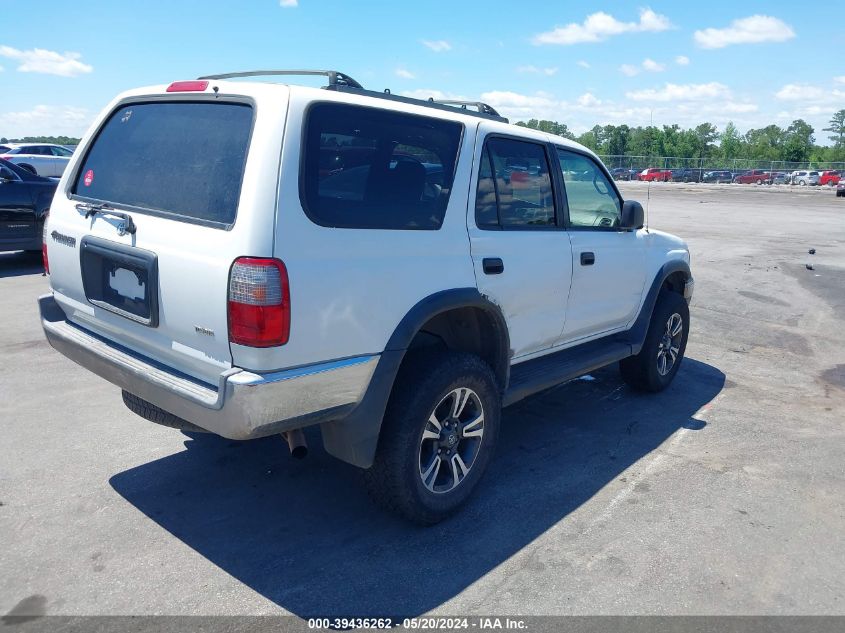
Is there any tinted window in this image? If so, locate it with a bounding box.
[475,138,555,228]
[72,102,253,226]
[557,149,621,229]
[302,103,462,230]
[51,146,73,157]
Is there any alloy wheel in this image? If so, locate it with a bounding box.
[418,387,485,494]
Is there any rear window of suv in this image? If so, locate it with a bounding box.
[72,101,253,227]
[301,102,463,230]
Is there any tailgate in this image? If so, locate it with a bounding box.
[46,95,284,386]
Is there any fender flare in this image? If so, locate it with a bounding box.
[320,288,510,469]
[628,260,692,354]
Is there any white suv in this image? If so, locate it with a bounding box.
[0,143,74,177]
[39,70,693,523]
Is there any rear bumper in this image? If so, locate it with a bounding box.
[39,293,378,439]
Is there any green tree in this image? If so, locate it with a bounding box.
[719,122,742,160]
[782,119,815,162]
[822,109,845,147]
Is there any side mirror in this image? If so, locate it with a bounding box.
[620,200,644,230]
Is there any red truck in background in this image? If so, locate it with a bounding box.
[819,170,841,186]
[734,169,772,184]
[638,168,672,182]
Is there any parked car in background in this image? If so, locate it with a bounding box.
[819,170,840,186]
[770,172,788,184]
[837,179,845,197]
[639,167,672,182]
[0,158,56,253]
[670,168,703,183]
[0,143,74,177]
[733,169,771,185]
[788,170,820,186]
[702,170,733,183]
[610,167,639,181]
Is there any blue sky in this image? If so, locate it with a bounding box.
[2,1,843,141]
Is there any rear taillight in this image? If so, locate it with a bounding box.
[228,257,290,347]
[41,212,49,274]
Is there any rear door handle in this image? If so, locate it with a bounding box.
[580,252,595,266]
[482,257,504,275]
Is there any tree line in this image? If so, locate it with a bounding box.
[0,136,81,146]
[516,109,845,165]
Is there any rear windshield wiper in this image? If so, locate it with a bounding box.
[75,202,137,235]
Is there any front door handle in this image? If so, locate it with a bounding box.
[482,257,504,275]
[580,252,595,266]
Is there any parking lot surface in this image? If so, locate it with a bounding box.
[1,183,844,617]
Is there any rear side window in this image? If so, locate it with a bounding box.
[72,101,253,227]
[301,103,463,230]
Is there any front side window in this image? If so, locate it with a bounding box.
[301,103,462,230]
[72,101,253,226]
[51,146,73,157]
[474,137,555,228]
[557,149,621,229]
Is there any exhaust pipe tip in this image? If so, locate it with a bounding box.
[283,429,308,459]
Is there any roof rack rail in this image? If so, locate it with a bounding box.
[432,100,503,118]
[197,69,363,90]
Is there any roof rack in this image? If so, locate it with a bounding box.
[431,100,503,118]
[195,70,508,123]
[197,69,363,89]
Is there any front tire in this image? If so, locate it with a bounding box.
[363,351,501,525]
[620,290,689,392]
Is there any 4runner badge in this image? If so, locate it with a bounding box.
[50,231,76,248]
[194,326,215,337]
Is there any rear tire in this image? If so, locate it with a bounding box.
[121,390,209,433]
[363,351,501,525]
[620,290,689,392]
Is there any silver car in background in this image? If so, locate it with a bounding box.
[0,143,74,177]
[788,170,820,186]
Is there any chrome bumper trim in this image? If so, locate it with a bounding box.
[39,293,378,439]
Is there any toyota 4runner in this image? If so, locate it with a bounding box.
[39,70,694,524]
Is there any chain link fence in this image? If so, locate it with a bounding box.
[598,155,845,173]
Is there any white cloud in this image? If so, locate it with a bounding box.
[517,65,558,76]
[694,16,795,49]
[279,0,298,7]
[626,82,732,102]
[775,84,826,101]
[620,59,666,76]
[675,55,690,65]
[577,60,590,69]
[533,8,672,45]
[0,105,91,137]
[577,93,601,107]
[834,76,845,85]
[400,89,467,102]
[395,68,415,79]
[421,39,452,52]
[0,45,93,77]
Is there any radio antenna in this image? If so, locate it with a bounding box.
[646,108,653,232]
